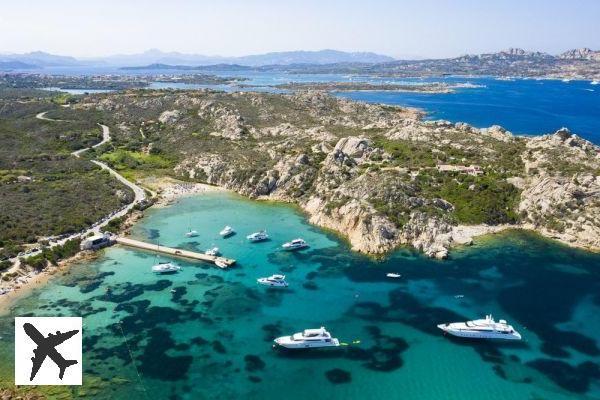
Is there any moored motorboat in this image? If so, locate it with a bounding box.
[386,273,401,278]
[152,262,181,274]
[437,315,522,340]
[247,230,269,242]
[282,238,308,251]
[214,257,229,269]
[274,327,340,349]
[205,247,220,256]
[257,274,288,287]
[220,226,235,237]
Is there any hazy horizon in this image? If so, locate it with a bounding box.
[1,0,599,59]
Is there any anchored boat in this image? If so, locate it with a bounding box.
[274,327,340,349]
[247,230,269,242]
[204,247,220,256]
[282,238,308,251]
[219,226,235,237]
[438,315,522,340]
[185,229,198,238]
[257,274,288,287]
[152,262,181,274]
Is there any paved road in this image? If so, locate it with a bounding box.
[8,117,146,269]
[35,111,64,122]
[72,123,111,157]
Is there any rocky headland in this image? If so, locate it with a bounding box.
[78,89,600,258]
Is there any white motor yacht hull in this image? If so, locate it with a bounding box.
[257,279,288,287]
[437,324,522,340]
[273,337,340,349]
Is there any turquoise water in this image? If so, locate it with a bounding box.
[1,192,600,399]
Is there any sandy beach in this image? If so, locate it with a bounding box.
[139,176,227,207]
[0,251,99,315]
[0,178,225,313]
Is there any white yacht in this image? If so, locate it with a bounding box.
[247,230,269,242]
[185,229,198,238]
[592,80,599,85]
[220,226,235,237]
[437,315,522,340]
[274,327,340,349]
[205,247,220,256]
[257,274,288,287]
[152,262,181,274]
[386,273,401,278]
[282,238,308,251]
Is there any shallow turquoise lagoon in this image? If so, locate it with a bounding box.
[1,192,600,399]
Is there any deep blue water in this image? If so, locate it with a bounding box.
[338,78,600,142]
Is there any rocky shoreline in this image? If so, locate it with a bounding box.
[74,90,600,260]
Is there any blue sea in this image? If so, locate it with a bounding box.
[1,193,600,399]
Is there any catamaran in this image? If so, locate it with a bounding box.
[185,229,198,237]
[247,230,269,242]
[152,262,181,274]
[274,327,340,349]
[282,238,308,251]
[257,274,288,287]
[219,226,235,237]
[437,315,522,340]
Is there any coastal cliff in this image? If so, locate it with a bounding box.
[82,90,600,258]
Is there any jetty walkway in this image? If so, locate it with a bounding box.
[115,237,236,268]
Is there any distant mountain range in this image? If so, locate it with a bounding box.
[89,49,395,67]
[0,49,394,69]
[1,48,599,79]
[0,51,81,68]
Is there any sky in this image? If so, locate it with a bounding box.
[1,0,599,59]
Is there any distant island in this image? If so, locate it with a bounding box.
[0,73,244,91]
[116,48,600,81]
[273,81,482,93]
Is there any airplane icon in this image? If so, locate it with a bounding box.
[23,322,79,381]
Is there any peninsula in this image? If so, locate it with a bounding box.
[2,89,595,263]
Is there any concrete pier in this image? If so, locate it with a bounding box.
[115,237,236,268]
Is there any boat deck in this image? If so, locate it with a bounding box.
[115,237,236,268]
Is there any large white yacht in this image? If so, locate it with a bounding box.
[282,238,308,251]
[219,226,235,237]
[247,230,269,242]
[437,315,522,340]
[152,262,181,274]
[274,327,340,349]
[257,274,288,287]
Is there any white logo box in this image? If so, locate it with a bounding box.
[15,317,82,385]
